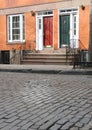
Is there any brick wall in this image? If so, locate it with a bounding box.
[79,5,90,50]
[0,0,90,51]
[0,0,90,16]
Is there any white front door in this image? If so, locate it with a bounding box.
[36,17,43,50]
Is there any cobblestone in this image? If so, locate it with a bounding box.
[0,72,92,130]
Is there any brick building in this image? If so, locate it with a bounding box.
[0,0,90,64]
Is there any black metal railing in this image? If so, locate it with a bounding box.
[66,39,80,64]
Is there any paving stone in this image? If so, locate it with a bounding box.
[66,114,74,120]
[20,113,32,120]
[38,112,49,119]
[60,122,73,130]
[10,126,20,130]
[71,111,78,115]
[80,121,92,130]
[38,120,56,130]
[20,121,33,129]
[30,116,40,122]
[30,124,40,129]
[28,128,36,130]
[75,122,84,128]
[85,114,92,118]
[82,104,91,108]
[0,122,8,128]
[0,113,8,119]
[70,117,80,123]
[57,118,68,125]
[5,116,19,123]
[1,125,13,130]
[9,119,21,127]
[49,123,61,130]
[18,111,29,117]
[0,72,92,130]
[5,112,17,118]
[80,117,90,124]
[0,119,5,124]
[17,120,30,127]
[63,109,72,115]
[70,127,79,130]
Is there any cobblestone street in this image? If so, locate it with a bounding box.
[0,72,92,130]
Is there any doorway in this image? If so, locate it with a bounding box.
[59,15,70,47]
[59,9,78,48]
[36,11,53,50]
[43,16,53,47]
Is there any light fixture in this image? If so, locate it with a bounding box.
[31,11,35,16]
[81,5,85,10]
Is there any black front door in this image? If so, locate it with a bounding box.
[59,15,70,47]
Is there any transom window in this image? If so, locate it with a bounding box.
[7,14,25,43]
[37,11,53,16]
[59,9,77,14]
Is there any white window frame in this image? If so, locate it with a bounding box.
[7,14,25,43]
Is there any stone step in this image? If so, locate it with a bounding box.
[21,52,73,65]
[21,60,68,65]
[38,48,66,54]
[23,54,67,59]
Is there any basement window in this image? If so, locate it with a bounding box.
[7,14,25,43]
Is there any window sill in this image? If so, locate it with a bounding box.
[7,41,25,44]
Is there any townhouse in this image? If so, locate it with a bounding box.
[0,0,91,64]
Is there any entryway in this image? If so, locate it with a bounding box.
[59,15,70,47]
[36,11,53,50]
[0,51,10,64]
[43,16,53,47]
[59,9,78,48]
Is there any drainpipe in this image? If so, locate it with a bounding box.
[89,0,92,62]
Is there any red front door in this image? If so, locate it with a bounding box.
[43,16,53,47]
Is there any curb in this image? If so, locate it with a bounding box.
[0,69,92,75]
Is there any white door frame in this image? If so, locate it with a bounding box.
[36,11,53,50]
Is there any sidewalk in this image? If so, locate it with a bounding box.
[0,64,92,75]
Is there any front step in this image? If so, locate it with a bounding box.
[38,48,66,54]
[21,53,73,65]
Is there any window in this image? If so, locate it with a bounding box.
[7,14,25,43]
[37,11,53,16]
[73,15,77,35]
[39,19,41,29]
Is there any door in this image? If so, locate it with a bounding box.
[59,15,70,47]
[43,16,53,47]
[1,51,10,64]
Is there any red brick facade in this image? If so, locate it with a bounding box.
[0,0,90,52]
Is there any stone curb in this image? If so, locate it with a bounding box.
[0,69,92,75]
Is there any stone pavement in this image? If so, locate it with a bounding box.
[0,70,92,130]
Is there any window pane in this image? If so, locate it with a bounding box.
[12,29,20,34]
[13,22,19,28]
[12,34,20,40]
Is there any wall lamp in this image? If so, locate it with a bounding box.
[31,11,35,16]
[80,5,85,10]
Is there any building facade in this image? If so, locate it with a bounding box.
[0,0,90,63]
